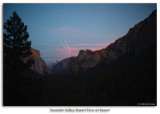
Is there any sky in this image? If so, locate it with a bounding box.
[3,3,156,63]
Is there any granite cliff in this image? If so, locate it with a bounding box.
[52,57,75,74]
[24,48,50,75]
[30,48,50,75]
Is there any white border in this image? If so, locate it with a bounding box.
[0,0,159,114]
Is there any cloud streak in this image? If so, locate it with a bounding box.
[41,41,110,62]
[47,26,110,61]
[67,43,109,47]
[61,39,72,57]
[60,39,109,58]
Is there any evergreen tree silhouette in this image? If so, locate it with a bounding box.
[3,11,34,78]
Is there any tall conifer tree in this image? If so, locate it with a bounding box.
[3,11,34,76]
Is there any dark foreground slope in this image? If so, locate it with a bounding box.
[3,48,49,105]
[4,45,156,106]
[42,46,156,106]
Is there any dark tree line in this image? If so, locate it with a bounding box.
[3,11,34,79]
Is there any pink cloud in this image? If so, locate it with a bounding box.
[68,43,109,47]
[55,46,105,59]
[55,40,109,59]
[63,42,109,57]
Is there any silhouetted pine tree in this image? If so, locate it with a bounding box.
[3,11,34,78]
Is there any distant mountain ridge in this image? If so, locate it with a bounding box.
[52,57,75,74]
[51,10,156,74]
[46,62,58,70]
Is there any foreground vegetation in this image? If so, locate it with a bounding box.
[4,46,156,106]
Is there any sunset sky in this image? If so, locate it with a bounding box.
[3,3,156,63]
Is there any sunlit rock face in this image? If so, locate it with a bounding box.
[52,10,156,74]
[27,48,50,75]
[68,49,105,72]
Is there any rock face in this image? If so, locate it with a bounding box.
[52,10,156,74]
[46,62,57,70]
[69,49,106,72]
[30,48,50,75]
[52,57,75,74]
[105,9,156,62]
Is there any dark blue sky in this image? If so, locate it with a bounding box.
[3,3,156,63]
